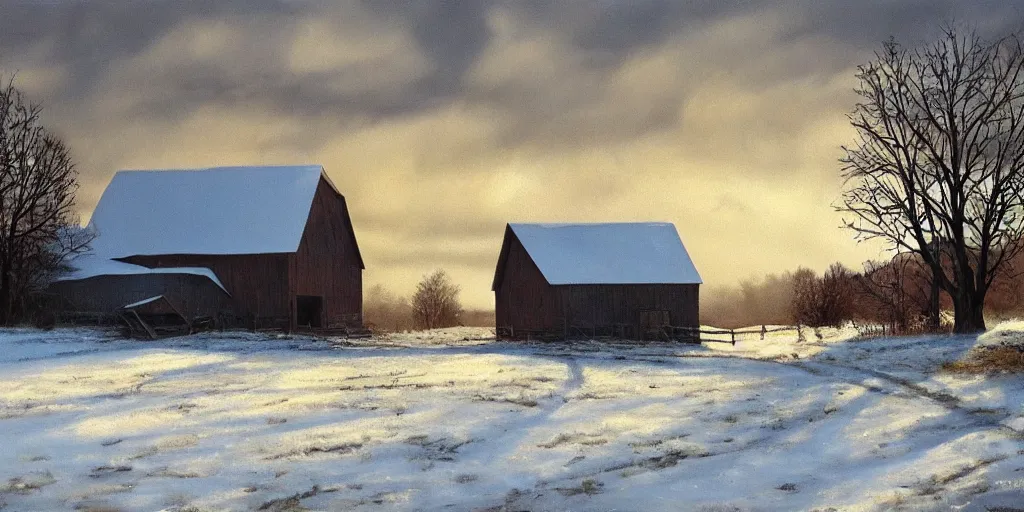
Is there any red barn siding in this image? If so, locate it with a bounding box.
[121,253,291,327]
[493,227,699,340]
[555,284,699,335]
[294,178,364,327]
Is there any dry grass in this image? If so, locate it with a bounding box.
[942,347,1024,373]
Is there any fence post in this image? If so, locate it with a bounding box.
[760,324,766,340]
[731,329,736,346]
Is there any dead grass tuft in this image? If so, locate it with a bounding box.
[942,347,1024,373]
[472,394,539,407]
[537,432,605,449]
[454,473,478,484]
[266,442,363,460]
[556,478,603,496]
[3,471,56,494]
[257,485,339,512]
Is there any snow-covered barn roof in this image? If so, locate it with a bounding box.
[54,254,228,293]
[88,165,337,257]
[498,222,702,287]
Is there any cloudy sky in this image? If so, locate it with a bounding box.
[3,0,1023,308]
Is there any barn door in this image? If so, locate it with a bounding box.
[296,295,323,328]
[639,310,671,341]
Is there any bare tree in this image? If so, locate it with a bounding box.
[0,78,85,324]
[856,255,933,334]
[820,263,856,326]
[411,269,462,330]
[838,27,1024,333]
[791,267,822,326]
[791,264,856,327]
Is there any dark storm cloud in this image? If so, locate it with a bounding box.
[7,0,1024,149]
[0,1,300,101]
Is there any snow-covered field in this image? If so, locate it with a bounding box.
[1,326,1024,511]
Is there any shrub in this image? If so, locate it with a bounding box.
[411,270,463,329]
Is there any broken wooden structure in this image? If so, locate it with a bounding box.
[116,295,193,340]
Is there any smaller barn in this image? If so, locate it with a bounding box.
[492,223,702,341]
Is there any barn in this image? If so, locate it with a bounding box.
[57,165,364,331]
[492,223,702,341]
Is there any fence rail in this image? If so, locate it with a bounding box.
[669,324,806,345]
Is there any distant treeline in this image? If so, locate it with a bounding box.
[703,252,1024,333]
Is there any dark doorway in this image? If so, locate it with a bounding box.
[296,295,323,328]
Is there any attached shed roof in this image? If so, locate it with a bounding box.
[88,165,344,258]
[54,253,229,293]
[494,222,702,288]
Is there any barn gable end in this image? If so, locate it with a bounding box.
[493,226,560,333]
[293,176,365,328]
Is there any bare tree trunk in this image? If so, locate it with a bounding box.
[0,259,11,326]
[952,291,986,333]
[928,244,941,332]
[928,277,940,331]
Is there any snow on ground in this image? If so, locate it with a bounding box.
[0,326,1023,511]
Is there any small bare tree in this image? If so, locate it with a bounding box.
[0,77,85,324]
[791,264,856,327]
[411,269,462,330]
[838,27,1024,333]
[791,267,822,326]
[856,255,933,334]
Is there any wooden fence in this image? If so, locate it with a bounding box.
[670,325,806,345]
[499,322,896,344]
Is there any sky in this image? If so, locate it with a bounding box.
[2,0,1024,309]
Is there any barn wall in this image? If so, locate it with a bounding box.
[48,273,231,320]
[121,253,291,328]
[294,178,363,327]
[494,230,560,334]
[555,284,699,337]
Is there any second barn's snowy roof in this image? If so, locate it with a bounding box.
[508,222,702,285]
[88,165,333,257]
